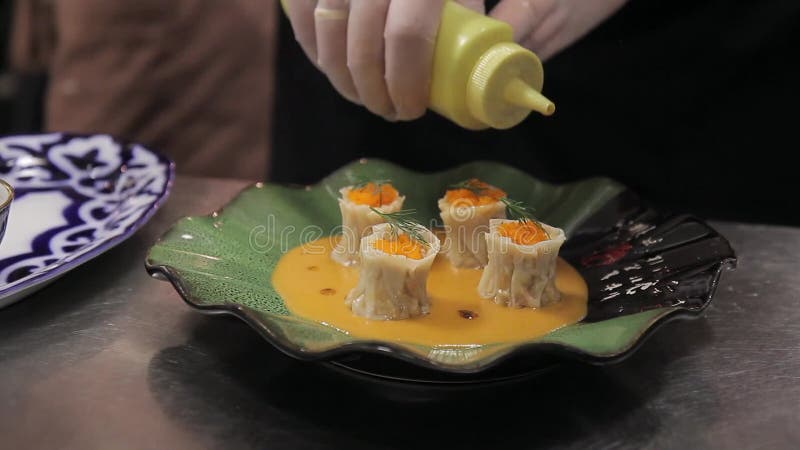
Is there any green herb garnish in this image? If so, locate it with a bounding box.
[370,208,430,247]
[447,179,487,196]
[347,177,393,206]
[352,177,392,189]
[500,197,535,221]
[500,198,551,239]
[448,179,549,239]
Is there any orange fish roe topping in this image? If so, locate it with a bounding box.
[444,179,506,206]
[497,220,549,246]
[372,234,426,260]
[347,183,399,207]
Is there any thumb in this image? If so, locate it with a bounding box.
[455,0,486,14]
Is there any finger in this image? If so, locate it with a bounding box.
[522,0,628,60]
[520,5,567,60]
[455,0,485,14]
[490,0,559,42]
[284,0,319,63]
[348,0,395,118]
[315,0,360,103]
[384,0,445,120]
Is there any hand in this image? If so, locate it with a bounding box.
[284,0,627,120]
[284,0,485,121]
[490,0,628,60]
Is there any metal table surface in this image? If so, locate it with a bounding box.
[0,175,797,450]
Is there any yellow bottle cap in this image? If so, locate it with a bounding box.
[466,42,555,129]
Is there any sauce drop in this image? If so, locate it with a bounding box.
[458,309,478,320]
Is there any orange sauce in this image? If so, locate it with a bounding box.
[272,237,587,346]
[346,183,399,207]
[444,179,506,206]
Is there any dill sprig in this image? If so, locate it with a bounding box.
[370,208,430,247]
[500,198,551,239]
[351,176,392,190]
[347,177,393,205]
[447,179,487,196]
[500,197,536,221]
[448,180,549,239]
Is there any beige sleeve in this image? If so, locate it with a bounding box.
[9,0,56,73]
[21,0,279,180]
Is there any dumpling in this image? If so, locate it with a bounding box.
[331,182,405,266]
[438,179,506,268]
[345,222,440,320]
[478,219,566,308]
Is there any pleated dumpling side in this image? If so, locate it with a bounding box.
[345,223,441,320]
[438,180,507,269]
[479,219,566,308]
[331,184,405,267]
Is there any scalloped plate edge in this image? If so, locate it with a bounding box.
[146,257,734,374]
[145,160,736,373]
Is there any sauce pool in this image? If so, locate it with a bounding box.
[272,237,588,346]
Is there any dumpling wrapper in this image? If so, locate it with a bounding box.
[478,219,566,308]
[345,223,440,320]
[331,186,405,267]
[438,197,506,268]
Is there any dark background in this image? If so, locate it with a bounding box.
[2,0,799,225]
[0,1,45,137]
[273,0,800,226]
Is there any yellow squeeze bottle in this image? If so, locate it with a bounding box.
[431,1,555,129]
[281,0,554,130]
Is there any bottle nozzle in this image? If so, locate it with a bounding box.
[504,78,555,116]
[466,42,553,128]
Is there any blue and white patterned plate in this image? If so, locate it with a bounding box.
[0,133,174,308]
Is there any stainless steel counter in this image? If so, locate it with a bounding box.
[0,176,797,449]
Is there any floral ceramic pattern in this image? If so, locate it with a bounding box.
[0,133,173,307]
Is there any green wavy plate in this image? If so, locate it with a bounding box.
[146,159,735,373]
